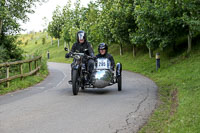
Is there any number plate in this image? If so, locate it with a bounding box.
[97,58,110,69]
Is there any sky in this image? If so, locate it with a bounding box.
[20,0,92,34]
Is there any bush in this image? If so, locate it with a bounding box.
[42,38,46,45]
[25,40,29,45]
[0,46,7,63]
[0,35,23,62]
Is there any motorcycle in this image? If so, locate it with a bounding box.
[65,48,122,95]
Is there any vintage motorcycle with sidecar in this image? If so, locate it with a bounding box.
[65,48,122,95]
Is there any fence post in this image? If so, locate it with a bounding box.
[34,60,37,75]
[29,61,32,72]
[47,50,50,59]
[36,60,38,68]
[20,64,23,80]
[40,57,42,66]
[35,60,37,68]
[6,66,10,87]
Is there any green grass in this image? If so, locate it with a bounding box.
[0,72,47,95]
[19,32,200,132]
[20,32,72,63]
[109,43,200,132]
[0,33,49,94]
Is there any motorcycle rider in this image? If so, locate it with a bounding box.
[96,43,115,70]
[65,30,95,82]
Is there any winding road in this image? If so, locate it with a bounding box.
[0,62,157,133]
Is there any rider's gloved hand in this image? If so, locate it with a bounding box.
[65,52,71,58]
[90,54,96,60]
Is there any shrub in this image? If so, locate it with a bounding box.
[42,38,46,45]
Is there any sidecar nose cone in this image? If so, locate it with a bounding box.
[92,70,112,88]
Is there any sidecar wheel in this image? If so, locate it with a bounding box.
[72,70,79,95]
[117,76,122,91]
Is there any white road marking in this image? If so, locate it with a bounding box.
[56,71,67,87]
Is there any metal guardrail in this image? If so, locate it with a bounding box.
[0,56,42,87]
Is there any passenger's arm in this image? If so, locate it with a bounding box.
[110,56,115,70]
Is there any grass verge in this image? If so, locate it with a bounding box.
[112,44,200,132]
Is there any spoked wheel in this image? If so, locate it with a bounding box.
[117,76,122,91]
[72,70,80,95]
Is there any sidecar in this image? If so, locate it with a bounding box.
[90,58,122,91]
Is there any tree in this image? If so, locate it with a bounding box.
[0,0,47,61]
[73,0,81,29]
[0,45,7,63]
[180,0,200,53]
[133,0,184,58]
[134,0,163,58]
[42,17,49,31]
[98,0,136,56]
[47,6,64,47]
[0,0,47,35]
[80,2,101,45]
[47,22,54,45]
[51,6,64,47]
[97,1,113,44]
[62,0,72,50]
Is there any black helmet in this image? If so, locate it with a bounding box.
[77,30,87,43]
[98,43,108,54]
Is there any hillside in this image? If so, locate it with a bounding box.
[20,32,200,132]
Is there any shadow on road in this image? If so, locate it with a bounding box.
[59,86,121,96]
[81,89,112,95]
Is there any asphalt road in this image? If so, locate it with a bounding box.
[0,62,157,133]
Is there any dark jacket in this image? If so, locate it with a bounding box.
[71,41,94,57]
[96,53,115,70]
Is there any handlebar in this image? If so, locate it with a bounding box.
[68,52,96,60]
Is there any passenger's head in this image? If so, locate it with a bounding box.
[98,43,108,55]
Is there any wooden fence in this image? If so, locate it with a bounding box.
[0,56,42,87]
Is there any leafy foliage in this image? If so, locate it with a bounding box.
[0,35,23,62]
[47,0,199,56]
[0,0,47,61]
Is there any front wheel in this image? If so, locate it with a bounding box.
[117,76,122,91]
[72,70,80,95]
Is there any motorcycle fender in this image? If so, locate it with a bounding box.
[116,63,122,76]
